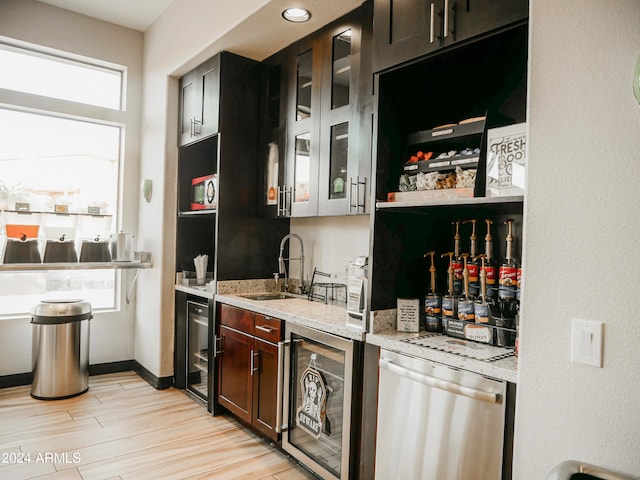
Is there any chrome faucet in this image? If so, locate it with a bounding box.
[278,233,305,293]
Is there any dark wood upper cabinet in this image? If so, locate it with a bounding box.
[373,0,528,73]
[175,51,289,277]
[179,56,220,146]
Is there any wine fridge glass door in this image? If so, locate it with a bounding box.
[283,323,354,480]
[187,301,209,400]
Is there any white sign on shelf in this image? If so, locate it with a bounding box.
[486,122,527,197]
[397,298,420,332]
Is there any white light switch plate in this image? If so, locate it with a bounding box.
[571,319,603,367]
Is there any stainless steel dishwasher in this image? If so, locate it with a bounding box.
[375,349,507,480]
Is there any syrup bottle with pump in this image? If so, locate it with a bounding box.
[423,251,442,332]
[457,253,475,322]
[441,252,458,323]
[498,219,519,318]
[474,254,497,325]
[451,221,463,295]
[483,219,498,299]
[463,219,479,297]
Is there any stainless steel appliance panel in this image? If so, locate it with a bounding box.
[375,350,506,480]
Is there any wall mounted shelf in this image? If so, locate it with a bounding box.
[0,262,152,271]
[376,194,524,210]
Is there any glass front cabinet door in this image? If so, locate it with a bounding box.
[318,27,355,217]
[283,8,371,217]
[285,45,320,217]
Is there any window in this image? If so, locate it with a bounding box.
[0,44,123,109]
[0,42,126,317]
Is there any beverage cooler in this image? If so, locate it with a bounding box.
[186,300,210,401]
[282,323,361,480]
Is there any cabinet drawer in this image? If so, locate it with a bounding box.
[254,314,282,343]
[219,304,254,334]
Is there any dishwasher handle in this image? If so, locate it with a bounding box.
[379,358,502,404]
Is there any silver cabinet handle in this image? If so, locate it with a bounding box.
[286,187,292,215]
[349,177,357,212]
[193,118,201,136]
[430,3,436,43]
[213,335,224,357]
[276,186,292,217]
[379,358,502,404]
[349,176,367,213]
[277,185,283,216]
[443,0,449,38]
[276,339,290,433]
[250,349,260,376]
[256,325,276,333]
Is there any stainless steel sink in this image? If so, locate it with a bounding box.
[242,292,298,301]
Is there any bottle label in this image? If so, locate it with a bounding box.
[499,265,517,299]
[458,300,475,321]
[424,295,442,315]
[442,297,456,318]
[452,261,463,294]
[468,263,479,296]
[486,265,498,298]
[516,267,522,299]
[475,303,490,323]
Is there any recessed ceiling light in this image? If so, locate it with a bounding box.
[282,7,311,23]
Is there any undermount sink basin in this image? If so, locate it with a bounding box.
[242,292,298,301]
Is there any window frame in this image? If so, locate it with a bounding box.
[0,39,131,318]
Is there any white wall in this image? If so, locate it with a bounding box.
[291,216,371,286]
[0,0,143,374]
[514,1,640,477]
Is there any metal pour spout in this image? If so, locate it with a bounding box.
[278,233,305,293]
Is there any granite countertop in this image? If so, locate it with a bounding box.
[367,329,519,383]
[175,284,214,299]
[214,293,366,341]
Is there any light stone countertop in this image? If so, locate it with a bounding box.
[366,330,519,383]
[175,284,213,299]
[214,293,366,341]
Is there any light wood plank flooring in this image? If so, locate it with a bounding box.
[0,371,317,480]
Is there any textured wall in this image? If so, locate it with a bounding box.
[514,1,640,477]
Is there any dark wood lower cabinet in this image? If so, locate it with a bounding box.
[217,325,253,423]
[217,304,282,441]
[252,338,279,440]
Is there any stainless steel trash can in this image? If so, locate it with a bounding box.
[31,300,92,400]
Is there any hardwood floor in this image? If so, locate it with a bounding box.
[0,372,317,480]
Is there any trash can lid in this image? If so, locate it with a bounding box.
[31,300,92,324]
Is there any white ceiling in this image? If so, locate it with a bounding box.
[36,0,174,32]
